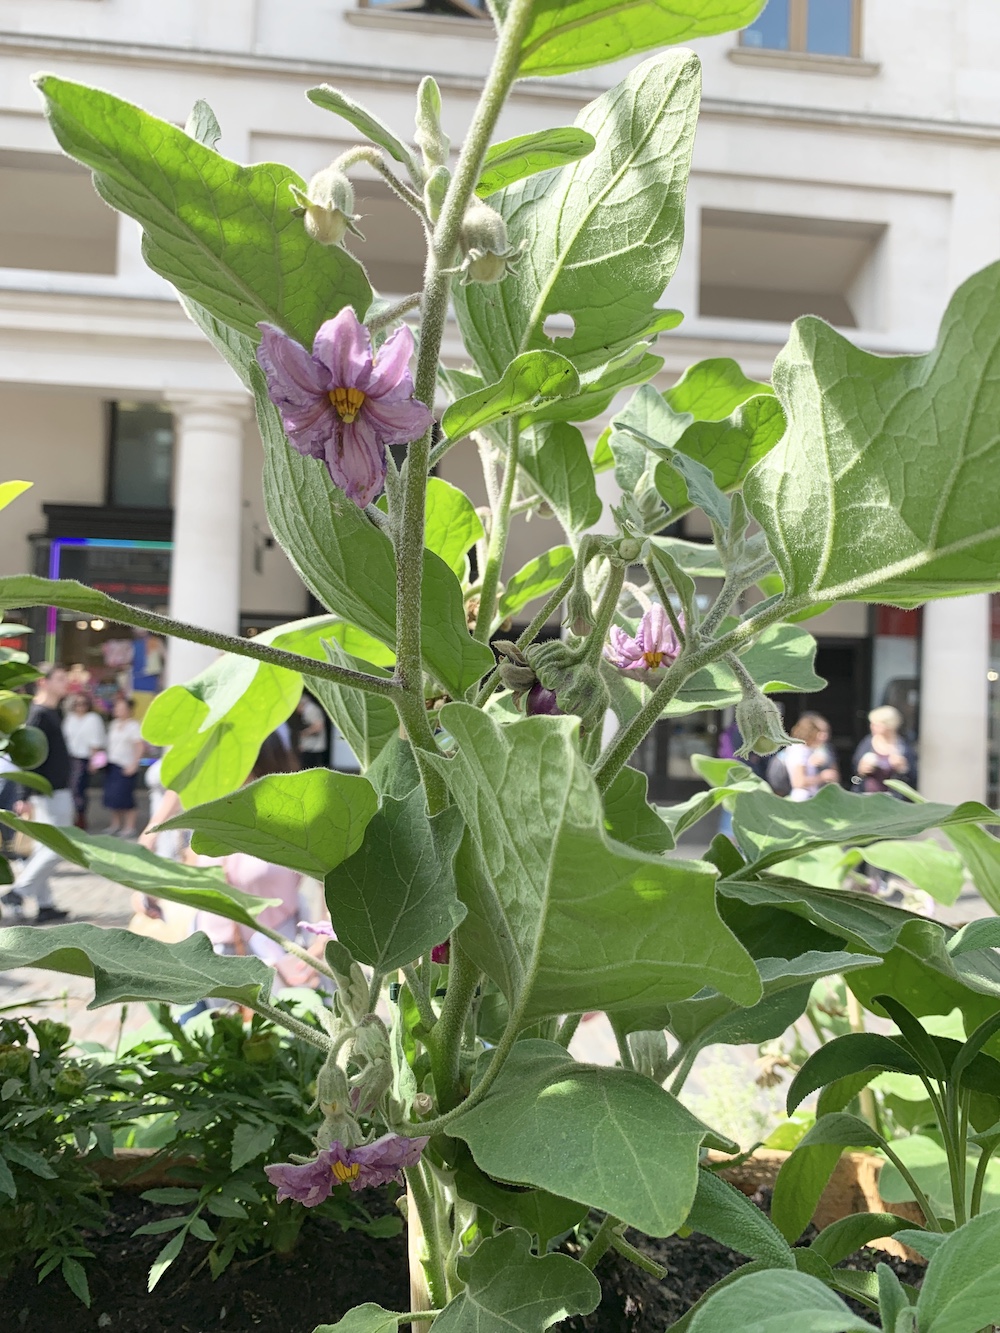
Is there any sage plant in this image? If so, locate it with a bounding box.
[3,2,1000,1329]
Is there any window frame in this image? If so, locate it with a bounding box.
[356,0,488,18]
[105,401,176,512]
[740,0,862,59]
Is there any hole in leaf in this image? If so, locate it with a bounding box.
[542,312,575,341]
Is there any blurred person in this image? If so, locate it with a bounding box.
[295,693,328,769]
[62,692,106,829]
[1,665,72,923]
[852,705,917,796]
[784,712,840,802]
[103,696,144,837]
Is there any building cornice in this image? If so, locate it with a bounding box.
[3,29,1000,144]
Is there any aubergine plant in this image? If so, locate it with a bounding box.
[4,1,1000,1329]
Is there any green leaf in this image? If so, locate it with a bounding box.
[686,1267,872,1333]
[185,98,221,150]
[449,1040,717,1236]
[943,822,1000,915]
[917,1211,1000,1333]
[732,784,996,872]
[514,0,766,78]
[786,1034,923,1116]
[602,766,674,854]
[0,923,273,1008]
[4,1142,57,1178]
[142,617,323,807]
[230,1121,277,1173]
[452,1150,588,1250]
[665,357,775,420]
[0,813,270,930]
[667,622,824,716]
[60,1255,91,1307]
[949,918,1000,959]
[686,1168,793,1266]
[428,706,759,1026]
[810,1213,924,1268]
[422,478,484,581]
[158,769,378,878]
[772,1114,884,1243]
[141,1187,199,1205]
[312,1307,405,1333]
[37,76,370,346]
[894,1230,948,1262]
[498,546,573,619]
[477,127,596,197]
[879,1134,1000,1221]
[324,786,466,972]
[518,423,603,532]
[650,536,727,579]
[865,839,966,906]
[656,396,786,514]
[148,1228,186,1292]
[306,85,416,171]
[254,364,495,696]
[434,1228,599,1333]
[440,351,580,441]
[312,641,398,772]
[0,1155,15,1199]
[744,263,1000,605]
[454,54,699,405]
[206,1194,249,1219]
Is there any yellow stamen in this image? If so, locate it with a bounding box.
[329,386,366,424]
[331,1160,361,1184]
[642,650,665,668]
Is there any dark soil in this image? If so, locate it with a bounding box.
[3,1190,924,1332]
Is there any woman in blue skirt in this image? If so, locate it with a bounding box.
[103,696,144,837]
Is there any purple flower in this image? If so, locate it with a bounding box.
[256,308,434,509]
[298,920,335,938]
[604,604,682,685]
[431,941,450,965]
[525,682,561,717]
[265,1134,429,1206]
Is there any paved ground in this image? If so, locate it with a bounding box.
[1,791,992,1144]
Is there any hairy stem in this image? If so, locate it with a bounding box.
[405,1164,450,1309]
[394,0,536,772]
[397,1008,521,1139]
[428,940,482,1113]
[555,1012,582,1048]
[403,964,438,1031]
[367,293,423,334]
[473,418,521,642]
[582,560,625,664]
[580,1213,620,1270]
[647,561,687,646]
[252,922,341,988]
[245,999,331,1053]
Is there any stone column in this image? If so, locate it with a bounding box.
[165,395,248,686]
[919,594,990,804]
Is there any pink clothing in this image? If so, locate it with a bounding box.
[194,853,301,947]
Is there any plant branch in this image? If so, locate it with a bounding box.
[403,964,438,1031]
[473,567,575,708]
[473,418,521,642]
[368,293,423,335]
[580,1213,620,1270]
[427,940,481,1114]
[610,1230,668,1279]
[252,922,342,988]
[581,560,625,665]
[555,1013,582,1048]
[245,998,331,1053]
[647,561,687,646]
[405,1163,450,1309]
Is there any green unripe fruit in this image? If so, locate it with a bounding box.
[0,691,28,734]
[32,1019,71,1051]
[0,1044,32,1077]
[6,725,48,770]
[54,1067,90,1097]
[242,1031,281,1064]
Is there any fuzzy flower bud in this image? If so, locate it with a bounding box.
[564,587,595,638]
[353,1015,390,1066]
[291,166,364,247]
[415,77,450,170]
[423,165,450,222]
[457,201,526,286]
[527,642,608,738]
[317,1057,351,1118]
[734,689,794,757]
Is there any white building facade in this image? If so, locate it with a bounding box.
[0,0,996,801]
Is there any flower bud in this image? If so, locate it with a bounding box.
[525,683,560,717]
[350,1057,393,1117]
[457,201,525,286]
[415,77,450,171]
[616,535,643,563]
[242,1031,281,1064]
[413,1092,434,1117]
[53,1067,90,1098]
[32,1018,71,1051]
[291,166,364,247]
[564,587,595,638]
[317,1057,351,1118]
[734,689,793,757]
[0,1044,31,1077]
[353,1015,390,1065]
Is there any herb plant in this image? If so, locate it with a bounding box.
[2,1,1000,1329]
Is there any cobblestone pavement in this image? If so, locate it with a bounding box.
[1,796,993,1141]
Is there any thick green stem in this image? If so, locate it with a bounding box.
[428,940,482,1113]
[473,567,575,707]
[646,562,687,646]
[970,1140,998,1217]
[403,964,438,1031]
[555,1013,582,1048]
[368,293,423,334]
[610,1231,668,1279]
[405,1164,450,1309]
[581,561,625,664]
[473,419,521,642]
[393,0,536,772]
[245,999,331,1053]
[580,1213,620,1270]
[397,1008,521,1139]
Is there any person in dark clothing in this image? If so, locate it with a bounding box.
[1,665,72,924]
[851,705,918,797]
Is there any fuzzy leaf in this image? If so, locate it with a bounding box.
[477,127,596,197]
[441,351,579,441]
[498,546,573,620]
[518,423,602,532]
[686,1269,872,1333]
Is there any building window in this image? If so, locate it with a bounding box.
[107,403,174,509]
[0,149,118,275]
[358,0,488,17]
[699,209,885,328]
[741,0,859,58]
